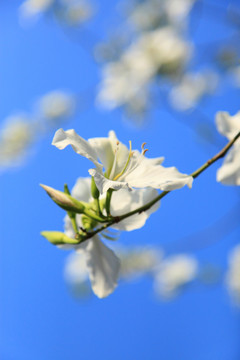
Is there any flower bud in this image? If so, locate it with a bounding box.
[40,184,86,213]
[41,231,80,245]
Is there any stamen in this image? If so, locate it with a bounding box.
[113,140,132,181]
[141,142,148,156]
[141,142,147,150]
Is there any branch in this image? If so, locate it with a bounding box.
[78,131,240,243]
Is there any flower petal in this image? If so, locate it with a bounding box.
[52,128,102,170]
[125,160,193,191]
[71,177,92,203]
[88,131,129,176]
[111,187,159,231]
[78,237,120,298]
[89,168,131,193]
[216,111,240,140]
[217,145,240,185]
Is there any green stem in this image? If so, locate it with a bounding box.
[78,131,240,243]
[83,208,111,223]
[95,198,103,217]
[105,189,113,216]
[64,183,79,234]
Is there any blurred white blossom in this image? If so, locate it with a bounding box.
[52,128,193,194]
[97,27,192,113]
[225,244,240,306]
[229,65,240,88]
[216,111,240,185]
[36,90,75,122]
[118,246,163,280]
[58,0,93,25]
[127,0,196,31]
[20,0,94,26]
[0,115,34,168]
[169,70,219,111]
[153,254,198,299]
[20,0,54,19]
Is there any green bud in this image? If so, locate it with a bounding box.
[91,177,100,199]
[40,184,85,213]
[41,231,80,245]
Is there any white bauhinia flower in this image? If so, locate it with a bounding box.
[36,91,75,121]
[169,70,219,111]
[52,129,193,194]
[19,0,54,18]
[58,0,93,26]
[97,27,192,112]
[117,246,163,281]
[216,111,240,185]
[225,244,240,306]
[63,176,160,298]
[128,0,196,31]
[0,115,34,168]
[153,254,198,299]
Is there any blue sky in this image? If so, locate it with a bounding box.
[0,1,239,359]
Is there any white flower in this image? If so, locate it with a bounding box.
[19,0,54,18]
[225,244,240,306]
[37,91,75,121]
[128,0,196,31]
[52,128,193,194]
[0,115,34,168]
[170,70,218,111]
[216,111,240,185]
[58,0,93,26]
[63,176,159,298]
[153,254,198,299]
[97,27,192,111]
[117,246,163,281]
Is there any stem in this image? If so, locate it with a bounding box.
[191,130,240,179]
[105,189,113,216]
[78,131,240,243]
[69,214,79,234]
[95,198,103,217]
[64,183,79,234]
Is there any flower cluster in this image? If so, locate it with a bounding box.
[41,129,193,297]
[96,0,196,117]
[0,90,76,171]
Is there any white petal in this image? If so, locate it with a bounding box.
[110,187,159,231]
[216,111,240,140]
[217,145,240,185]
[52,128,102,170]
[125,160,193,191]
[78,237,120,298]
[71,177,92,203]
[89,130,130,177]
[89,168,131,193]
